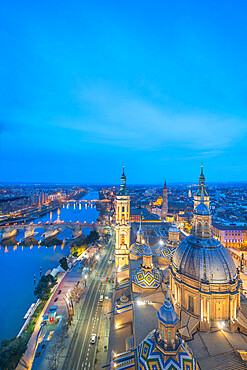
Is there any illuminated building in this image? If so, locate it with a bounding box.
[170,190,241,333]
[115,167,131,269]
[129,220,147,260]
[161,181,168,220]
[193,164,210,209]
[132,245,161,293]
[213,223,247,249]
[156,223,180,265]
[111,289,198,370]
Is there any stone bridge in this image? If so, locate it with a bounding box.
[0,222,99,242]
[64,199,110,203]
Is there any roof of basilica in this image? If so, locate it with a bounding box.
[129,242,146,258]
[132,265,161,290]
[156,244,176,261]
[194,202,211,215]
[157,297,178,326]
[172,234,237,284]
[168,224,180,234]
[136,329,199,370]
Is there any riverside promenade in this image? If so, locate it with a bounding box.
[17,248,94,370]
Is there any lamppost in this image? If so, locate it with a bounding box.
[85,274,88,287]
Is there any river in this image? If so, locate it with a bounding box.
[0,191,99,342]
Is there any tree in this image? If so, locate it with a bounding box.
[59,257,69,271]
[84,230,99,244]
[46,320,67,370]
[0,336,28,370]
[34,274,57,301]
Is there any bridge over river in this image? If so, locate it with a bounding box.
[0,221,99,242]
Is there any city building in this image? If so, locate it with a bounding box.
[213,222,247,249]
[132,244,161,293]
[115,167,131,269]
[111,291,199,370]
[129,221,147,260]
[156,223,180,265]
[161,182,168,220]
[170,191,241,333]
[110,166,247,370]
[193,164,210,209]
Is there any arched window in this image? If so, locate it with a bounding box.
[205,222,208,232]
[198,222,202,231]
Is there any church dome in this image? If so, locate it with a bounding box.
[132,266,161,290]
[129,242,145,258]
[136,330,198,370]
[194,203,210,215]
[143,245,152,256]
[157,298,178,326]
[172,234,237,284]
[168,224,179,234]
[156,244,175,262]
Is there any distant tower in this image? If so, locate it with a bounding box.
[161,181,168,220]
[193,164,210,209]
[188,189,192,198]
[115,166,131,269]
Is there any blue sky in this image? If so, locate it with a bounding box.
[1,0,247,184]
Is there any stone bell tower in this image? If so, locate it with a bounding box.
[161,181,168,220]
[115,166,131,269]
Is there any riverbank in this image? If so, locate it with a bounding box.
[16,228,105,370]
[0,189,88,226]
[0,191,100,344]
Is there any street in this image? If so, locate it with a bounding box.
[61,236,114,370]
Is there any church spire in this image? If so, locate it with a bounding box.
[136,215,143,243]
[119,166,128,195]
[199,162,205,185]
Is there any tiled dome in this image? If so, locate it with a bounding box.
[172,234,237,284]
[136,330,199,370]
[132,266,161,290]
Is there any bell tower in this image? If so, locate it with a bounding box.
[194,164,210,209]
[115,166,131,269]
[161,181,168,220]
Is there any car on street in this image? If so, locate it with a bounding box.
[90,334,97,344]
[57,290,62,295]
[99,294,104,302]
[54,297,58,302]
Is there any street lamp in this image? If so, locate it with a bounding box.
[85,274,88,287]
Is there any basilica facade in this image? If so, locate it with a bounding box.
[110,166,247,370]
[115,166,131,269]
[170,187,241,331]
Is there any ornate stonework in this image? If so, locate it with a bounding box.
[170,183,241,331]
[115,167,131,269]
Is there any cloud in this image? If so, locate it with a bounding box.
[63,85,247,153]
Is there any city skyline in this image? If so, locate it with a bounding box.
[1,0,247,183]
